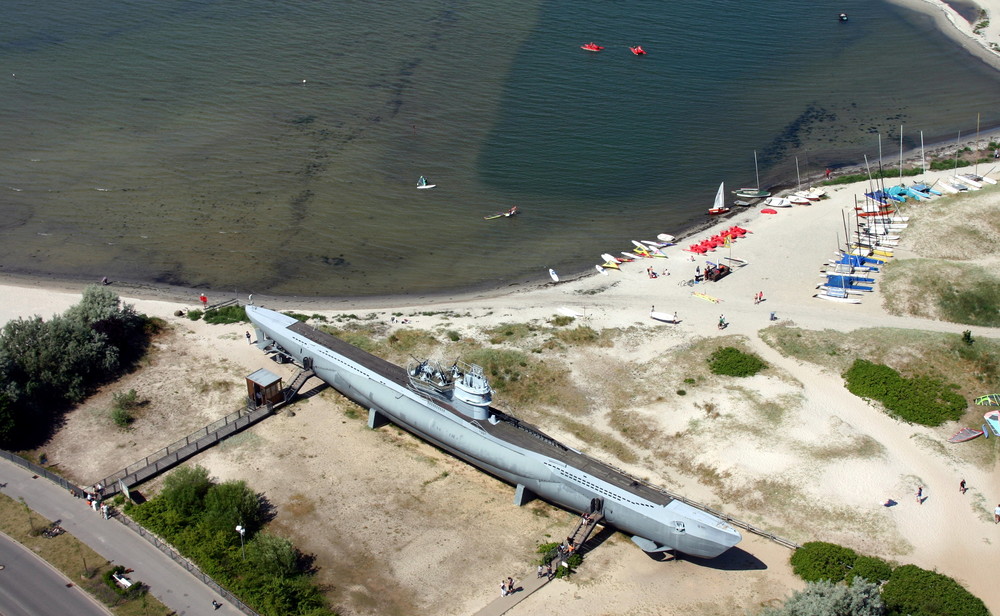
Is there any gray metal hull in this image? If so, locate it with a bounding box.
[248,306,741,559]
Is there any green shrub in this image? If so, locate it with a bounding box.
[550,315,575,326]
[129,466,332,616]
[187,309,203,321]
[843,359,966,426]
[881,564,989,616]
[790,541,859,583]
[850,555,893,585]
[445,330,460,342]
[202,305,247,325]
[708,347,767,377]
[111,407,135,429]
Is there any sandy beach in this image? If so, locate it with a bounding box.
[4,161,1000,615]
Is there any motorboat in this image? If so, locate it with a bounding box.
[581,42,604,52]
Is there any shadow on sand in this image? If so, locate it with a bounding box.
[645,546,768,572]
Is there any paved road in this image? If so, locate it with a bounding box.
[0,457,242,616]
[0,531,111,616]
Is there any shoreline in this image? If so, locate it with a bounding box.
[885,0,1000,70]
[5,128,999,312]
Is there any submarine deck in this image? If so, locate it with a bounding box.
[289,321,673,507]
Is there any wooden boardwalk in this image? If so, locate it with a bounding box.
[94,403,277,496]
[92,369,321,497]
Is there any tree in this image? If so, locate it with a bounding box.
[760,579,885,616]
[161,466,212,520]
[246,533,299,578]
[201,480,263,538]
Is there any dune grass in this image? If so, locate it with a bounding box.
[881,259,1000,327]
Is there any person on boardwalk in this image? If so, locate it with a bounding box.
[960,479,967,494]
[506,577,515,595]
[500,580,508,597]
[916,486,923,504]
[212,599,221,610]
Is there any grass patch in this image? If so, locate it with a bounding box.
[0,494,171,616]
[202,305,247,324]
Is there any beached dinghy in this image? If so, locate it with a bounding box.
[814,292,862,304]
[649,306,678,322]
[657,233,675,243]
[762,196,792,208]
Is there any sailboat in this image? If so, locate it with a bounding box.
[708,182,730,215]
[733,151,771,199]
[417,175,436,189]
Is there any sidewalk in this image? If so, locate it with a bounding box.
[472,569,554,616]
[0,456,242,615]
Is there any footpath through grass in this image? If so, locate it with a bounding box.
[0,493,172,616]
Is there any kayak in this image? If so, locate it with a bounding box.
[484,206,519,220]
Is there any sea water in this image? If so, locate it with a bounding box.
[2,0,999,298]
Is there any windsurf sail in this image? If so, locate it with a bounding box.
[975,393,1000,406]
[418,176,427,187]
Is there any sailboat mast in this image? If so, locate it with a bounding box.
[899,125,904,182]
[976,113,981,176]
[754,150,760,190]
[920,131,925,175]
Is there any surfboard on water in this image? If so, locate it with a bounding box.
[417,184,436,189]
[549,269,559,282]
[417,176,436,189]
[595,264,609,275]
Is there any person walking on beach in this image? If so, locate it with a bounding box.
[995,504,1000,523]
[758,291,764,303]
[718,315,726,330]
[245,330,252,344]
[916,486,923,504]
[960,479,967,494]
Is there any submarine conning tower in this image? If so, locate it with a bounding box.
[407,360,493,420]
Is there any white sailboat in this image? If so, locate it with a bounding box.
[708,182,730,215]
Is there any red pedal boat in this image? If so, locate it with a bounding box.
[630,45,647,55]
[581,42,604,52]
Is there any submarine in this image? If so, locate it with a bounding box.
[247,305,741,558]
